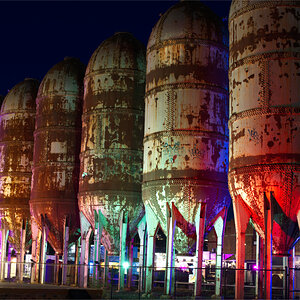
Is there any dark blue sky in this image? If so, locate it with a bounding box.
[0,1,231,97]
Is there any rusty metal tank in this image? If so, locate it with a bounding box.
[78,32,145,254]
[0,78,39,251]
[228,0,300,255]
[142,0,231,254]
[30,58,85,254]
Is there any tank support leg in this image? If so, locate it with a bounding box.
[118,211,128,291]
[137,217,146,292]
[213,211,227,297]
[144,205,158,296]
[93,211,103,287]
[103,248,109,287]
[31,218,41,284]
[40,223,48,284]
[127,238,134,289]
[233,197,250,300]
[194,202,206,297]
[0,226,9,281]
[74,237,80,286]
[79,212,92,288]
[7,242,11,280]
[54,253,60,284]
[289,247,295,299]
[62,217,69,285]
[255,232,264,299]
[264,192,272,299]
[165,202,176,295]
[18,220,26,283]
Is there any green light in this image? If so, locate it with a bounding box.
[123,261,129,269]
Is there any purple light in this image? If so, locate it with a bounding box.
[253,265,259,270]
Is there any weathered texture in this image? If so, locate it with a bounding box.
[228,0,300,255]
[30,58,85,254]
[0,78,39,251]
[78,32,146,255]
[143,1,231,254]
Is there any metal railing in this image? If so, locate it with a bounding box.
[0,261,300,299]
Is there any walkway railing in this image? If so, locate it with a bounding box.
[1,261,300,299]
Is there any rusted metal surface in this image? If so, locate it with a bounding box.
[30,58,85,254]
[143,1,230,254]
[78,32,146,255]
[0,78,39,252]
[228,0,300,255]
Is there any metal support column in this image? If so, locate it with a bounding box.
[18,220,26,282]
[103,248,109,287]
[118,211,128,291]
[213,213,226,297]
[264,192,272,299]
[137,217,146,292]
[194,203,206,297]
[165,202,176,296]
[30,218,41,284]
[40,223,48,284]
[233,197,250,299]
[127,238,134,289]
[143,205,158,296]
[289,247,295,299]
[62,217,69,285]
[255,232,264,299]
[0,226,9,281]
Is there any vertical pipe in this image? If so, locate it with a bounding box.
[40,224,48,284]
[165,203,176,295]
[213,215,226,297]
[194,203,206,297]
[62,218,69,285]
[118,212,128,291]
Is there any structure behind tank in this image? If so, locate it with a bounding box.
[0,78,39,281]
[30,57,85,278]
[228,0,300,298]
[78,32,146,288]
[142,0,230,296]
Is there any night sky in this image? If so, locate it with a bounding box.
[0,0,231,97]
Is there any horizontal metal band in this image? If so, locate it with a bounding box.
[229,1,299,22]
[145,81,228,97]
[85,68,145,81]
[147,37,228,54]
[144,129,228,144]
[229,106,300,123]
[82,107,144,118]
[229,51,300,73]
[229,162,300,175]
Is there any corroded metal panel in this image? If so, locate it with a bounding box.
[143,1,230,254]
[0,78,39,251]
[228,0,300,255]
[78,32,145,255]
[30,58,85,254]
